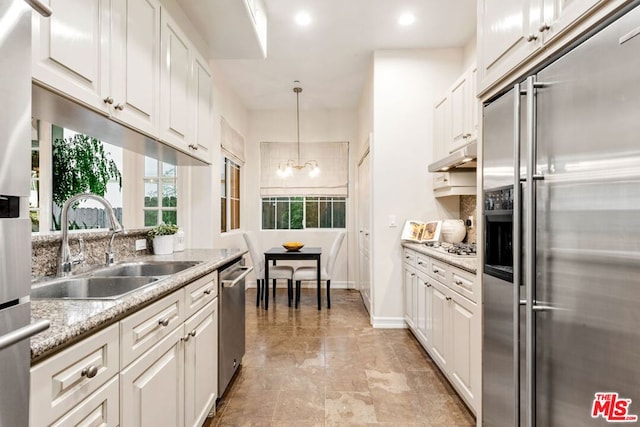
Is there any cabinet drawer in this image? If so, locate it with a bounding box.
[415,254,430,274]
[451,268,477,303]
[184,271,217,319]
[30,323,119,427]
[403,248,416,266]
[120,290,184,367]
[428,259,449,283]
[49,376,119,427]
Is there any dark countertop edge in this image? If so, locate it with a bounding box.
[30,248,247,364]
[402,242,477,274]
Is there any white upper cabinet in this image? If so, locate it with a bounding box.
[109,0,160,136]
[160,10,192,151]
[32,0,110,113]
[189,51,213,163]
[432,95,450,161]
[478,0,603,93]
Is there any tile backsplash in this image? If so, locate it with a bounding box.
[32,229,151,278]
[460,195,477,244]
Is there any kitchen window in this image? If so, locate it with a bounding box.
[261,196,346,230]
[143,157,178,226]
[221,156,241,232]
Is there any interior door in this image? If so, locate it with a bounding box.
[357,148,371,315]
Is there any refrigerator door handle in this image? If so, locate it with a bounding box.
[512,81,523,427]
[0,319,50,351]
[23,0,52,17]
[525,75,538,427]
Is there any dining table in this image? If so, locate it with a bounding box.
[263,247,322,310]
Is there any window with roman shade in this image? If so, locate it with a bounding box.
[260,141,349,197]
[220,117,245,165]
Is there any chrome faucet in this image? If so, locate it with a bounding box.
[58,193,124,276]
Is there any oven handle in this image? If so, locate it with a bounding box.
[221,266,253,288]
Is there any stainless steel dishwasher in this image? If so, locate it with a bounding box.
[218,259,252,398]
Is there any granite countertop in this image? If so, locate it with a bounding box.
[402,242,477,274]
[30,248,246,363]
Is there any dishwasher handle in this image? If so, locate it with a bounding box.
[221,266,253,288]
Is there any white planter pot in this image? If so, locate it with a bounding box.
[152,235,174,255]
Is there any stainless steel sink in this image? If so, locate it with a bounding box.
[90,261,201,277]
[31,276,160,300]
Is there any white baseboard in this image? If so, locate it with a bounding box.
[371,316,406,329]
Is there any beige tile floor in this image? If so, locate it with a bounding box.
[205,288,475,427]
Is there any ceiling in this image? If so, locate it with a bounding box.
[180,0,477,111]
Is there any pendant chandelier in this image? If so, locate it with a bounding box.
[277,86,320,178]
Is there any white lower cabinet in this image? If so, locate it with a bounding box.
[120,325,185,427]
[31,271,220,426]
[402,247,480,415]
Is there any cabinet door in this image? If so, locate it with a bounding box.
[110,0,160,136]
[184,299,218,427]
[403,265,416,329]
[478,0,541,92]
[160,9,192,150]
[430,282,449,369]
[32,0,110,113]
[450,73,469,152]
[468,65,479,141]
[450,292,478,411]
[415,274,428,346]
[189,52,213,163]
[120,326,185,427]
[539,0,602,44]
[432,95,450,161]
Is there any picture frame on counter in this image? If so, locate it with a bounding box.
[401,220,442,242]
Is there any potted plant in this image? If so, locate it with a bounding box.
[148,223,178,255]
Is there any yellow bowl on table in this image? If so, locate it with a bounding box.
[283,242,304,251]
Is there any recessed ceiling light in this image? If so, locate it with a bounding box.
[295,11,312,26]
[398,12,416,26]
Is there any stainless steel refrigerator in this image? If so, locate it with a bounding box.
[0,1,51,426]
[482,2,640,425]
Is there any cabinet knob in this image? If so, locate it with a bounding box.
[455,280,463,286]
[114,103,125,111]
[204,288,213,295]
[103,96,114,105]
[188,144,198,150]
[181,334,190,342]
[81,365,98,379]
[526,34,538,42]
[158,318,170,327]
[189,330,196,338]
[433,268,439,273]
[426,283,432,288]
[417,261,424,265]
[539,23,550,32]
[445,296,452,301]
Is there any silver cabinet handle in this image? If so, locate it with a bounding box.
[539,23,550,32]
[0,319,50,351]
[526,34,538,42]
[405,255,410,259]
[188,144,198,150]
[445,296,452,301]
[181,334,190,342]
[410,273,415,277]
[189,330,196,338]
[24,0,52,17]
[426,283,432,288]
[103,96,114,105]
[158,318,170,327]
[455,280,463,286]
[417,261,424,265]
[204,288,213,295]
[81,365,98,378]
[114,103,125,111]
[433,268,439,273]
[222,266,253,288]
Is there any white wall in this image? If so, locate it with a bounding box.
[243,109,358,288]
[368,49,464,324]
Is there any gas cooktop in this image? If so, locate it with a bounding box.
[423,242,477,257]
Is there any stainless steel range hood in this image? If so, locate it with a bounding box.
[428,142,477,172]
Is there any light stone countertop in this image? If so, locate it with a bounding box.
[402,242,477,274]
[30,248,246,363]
